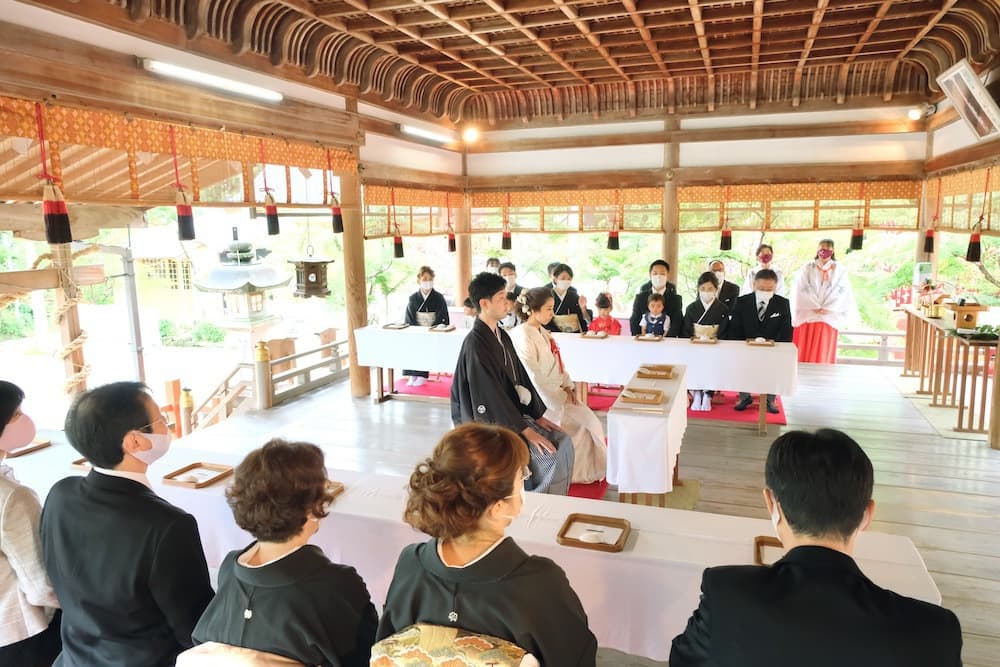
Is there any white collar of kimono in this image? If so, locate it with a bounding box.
[92,466,152,490]
[238,543,306,569]
[814,259,835,271]
[651,286,666,295]
[438,535,508,569]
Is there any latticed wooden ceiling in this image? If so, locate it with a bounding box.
[18,0,1000,123]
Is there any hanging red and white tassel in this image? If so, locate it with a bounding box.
[259,139,280,236]
[326,149,343,234]
[34,103,72,244]
[967,168,991,263]
[607,189,620,250]
[390,188,404,257]
[168,126,195,241]
[720,186,732,250]
[501,192,512,250]
[850,183,865,251]
[445,192,455,252]
[925,177,941,254]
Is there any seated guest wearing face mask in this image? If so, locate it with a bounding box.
[0,381,61,666]
[707,259,740,311]
[629,259,683,337]
[545,263,588,333]
[403,266,450,387]
[724,269,792,414]
[378,423,597,667]
[41,382,214,667]
[670,429,962,667]
[682,273,730,412]
[485,257,501,274]
[498,262,523,299]
[191,439,377,667]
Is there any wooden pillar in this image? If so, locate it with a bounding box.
[663,118,680,277]
[991,350,1000,449]
[341,166,371,397]
[456,151,472,302]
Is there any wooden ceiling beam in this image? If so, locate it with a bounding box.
[550,0,631,84]
[886,0,959,100]
[621,0,675,113]
[688,0,716,110]
[791,0,831,108]
[750,0,763,109]
[837,0,894,104]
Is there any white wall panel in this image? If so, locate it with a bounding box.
[360,134,463,174]
[481,120,665,142]
[465,144,665,176]
[680,107,916,129]
[680,134,926,166]
[932,120,979,158]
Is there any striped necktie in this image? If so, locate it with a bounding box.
[758,301,767,321]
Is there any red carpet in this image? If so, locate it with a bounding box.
[688,391,788,425]
[393,375,452,398]
[569,479,609,500]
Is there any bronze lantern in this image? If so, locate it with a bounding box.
[289,257,335,298]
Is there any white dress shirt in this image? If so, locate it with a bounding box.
[92,466,152,490]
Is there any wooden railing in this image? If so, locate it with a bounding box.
[258,339,351,408]
[837,330,906,366]
[190,363,254,430]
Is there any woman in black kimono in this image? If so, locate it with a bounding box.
[192,439,377,666]
[544,263,588,333]
[378,423,597,666]
[403,265,450,386]
[682,272,730,412]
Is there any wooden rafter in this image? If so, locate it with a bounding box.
[550,0,631,83]
[687,0,715,111]
[837,0,895,104]
[750,0,763,109]
[791,0,831,108]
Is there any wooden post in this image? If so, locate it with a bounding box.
[457,152,472,303]
[254,341,273,409]
[52,244,87,395]
[340,167,371,397]
[180,387,194,436]
[663,118,680,276]
[991,348,1000,449]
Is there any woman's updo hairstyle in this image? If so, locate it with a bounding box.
[404,423,529,540]
[515,286,555,323]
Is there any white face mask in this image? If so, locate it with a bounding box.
[420,281,433,292]
[500,488,525,523]
[650,275,668,290]
[0,414,36,452]
[771,504,781,536]
[713,271,725,284]
[486,267,499,275]
[504,275,516,289]
[755,290,775,304]
[699,291,716,305]
[556,280,571,292]
[131,432,172,465]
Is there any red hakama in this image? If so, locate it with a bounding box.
[794,321,838,364]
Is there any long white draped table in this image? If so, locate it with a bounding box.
[355,325,799,433]
[14,435,940,662]
[607,365,688,499]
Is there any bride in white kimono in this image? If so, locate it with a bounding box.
[791,238,857,364]
[510,287,607,484]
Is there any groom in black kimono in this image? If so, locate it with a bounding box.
[451,272,575,494]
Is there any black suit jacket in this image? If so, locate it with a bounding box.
[669,546,962,667]
[41,471,214,667]
[718,280,740,311]
[724,293,793,342]
[629,281,684,337]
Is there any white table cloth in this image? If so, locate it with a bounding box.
[606,366,689,493]
[14,435,940,662]
[354,325,798,396]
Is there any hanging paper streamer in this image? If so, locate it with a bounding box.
[925,177,941,254]
[35,103,72,244]
[326,149,343,233]
[720,186,732,251]
[607,189,620,250]
[391,188,404,258]
[446,192,456,252]
[966,168,991,263]
[259,139,280,235]
[501,192,512,250]
[168,126,195,241]
[850,183,865,251]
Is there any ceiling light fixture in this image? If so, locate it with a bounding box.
[141,59,283,103]
[462,126,481,143]
[908,103,937,121]
[400,124,455,144]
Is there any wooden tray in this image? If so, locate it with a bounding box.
[428,324,456,333]
[163,462,234,488]
[690,336,718,344]
[382,322,410,330]
[557,513,631,553]
[620,387,664,405]
[634,334,663,342]
[636,364,673,380]
[71,457,92,471]
[580,331,608,339]
[754,535,784,565]
[6,438,51,458]
[746,338,776,347]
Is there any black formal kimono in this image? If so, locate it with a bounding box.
[451,318,574,494]
[681,299,730,339]
[404,288,450,379]
[544,285,588,333]
[40,472,214,667]
[629,281,684,337]
[670,546,962,667]
[718,280,740,312]
[192,543,377,667]
[378,538,597,667]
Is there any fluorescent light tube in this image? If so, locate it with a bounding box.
[142,59,283,103]
[400,125,455,144]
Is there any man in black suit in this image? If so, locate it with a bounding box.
[725,268,792,413]
[41,382,214,667]
[629,259,684,337]
[670,428,962,667]
[708,259,740,311]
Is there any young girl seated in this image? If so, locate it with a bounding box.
[682,272,730,411]
[640,293,668,336]
[588,293,622,335]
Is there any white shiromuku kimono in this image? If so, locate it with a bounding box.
[510,324,607,484]
[791,260,856,329]
[740,266,786,296]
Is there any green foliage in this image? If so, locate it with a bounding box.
[158,318,178,343]
[192,321,226,344]
[158,318,225,346]
[0,304,33,340]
